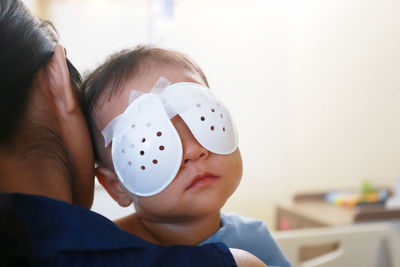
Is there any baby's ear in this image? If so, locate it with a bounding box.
[95,167,132,207]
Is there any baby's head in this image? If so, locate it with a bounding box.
[83,46,242,222]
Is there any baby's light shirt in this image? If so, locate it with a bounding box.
[199,213,291,267]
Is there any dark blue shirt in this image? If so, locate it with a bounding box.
[0,193,236,267]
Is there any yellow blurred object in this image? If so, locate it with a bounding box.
[361,192,380,202]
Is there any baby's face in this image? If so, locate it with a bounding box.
[96,63,242,222]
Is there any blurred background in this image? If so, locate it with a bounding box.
[24,0,400,231]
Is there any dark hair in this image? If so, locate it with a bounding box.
[0,1,84,262]
[0,0,82,146]
[82,45,209,162]
[0,0,83,201]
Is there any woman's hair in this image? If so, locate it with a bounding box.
[0,0,81,146]
[82,45,209,162]
[0,0,83,199]
[0,1,84,261]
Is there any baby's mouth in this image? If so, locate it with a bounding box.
[186,172,219,190]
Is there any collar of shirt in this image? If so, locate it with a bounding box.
[0,193,148,258]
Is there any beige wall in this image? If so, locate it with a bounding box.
[37,0,400,229]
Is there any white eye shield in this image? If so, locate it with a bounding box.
[102,78,239,197]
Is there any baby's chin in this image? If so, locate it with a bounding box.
[135,192,221,218]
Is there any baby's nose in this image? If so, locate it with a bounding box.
[182,138,209,165]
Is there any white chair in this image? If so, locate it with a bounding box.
[272,222,400,267]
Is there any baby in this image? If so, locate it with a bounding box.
[83,46,290,267]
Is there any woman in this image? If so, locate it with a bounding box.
[0,1,265,266]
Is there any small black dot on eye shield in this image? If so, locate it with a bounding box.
[142,138,146,143]
[159,145,165,151]
[141,165,146,170]
[140,151,145,155]
[128,161,132,166]
[220,114,223,118]
[211,108,215,112]
[223,127,226,132]
[131,124,135,129]
[196,103,201,108]
[200,116,205,121]
[211,126,215,131]
[153,159,158,164]
[157,131,162,137]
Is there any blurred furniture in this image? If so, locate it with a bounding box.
[277,191,400,230]
[273,222,400,267]
[276,191,400,262]
[277,201,400,230]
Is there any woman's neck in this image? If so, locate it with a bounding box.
[0,153,73,203]
[116,211,221,246]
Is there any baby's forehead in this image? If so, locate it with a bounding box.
[96,68,205,131]
[94,73,153,127]
[95,85,133,132]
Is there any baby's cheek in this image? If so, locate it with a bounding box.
[231,150,243,169]
[137,194,176,217]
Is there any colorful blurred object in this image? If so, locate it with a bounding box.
[325,181,388,207]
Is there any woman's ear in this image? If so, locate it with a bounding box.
[45,44,75,114]
[95,167,133,207]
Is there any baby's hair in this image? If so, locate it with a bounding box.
[82,45,209,163]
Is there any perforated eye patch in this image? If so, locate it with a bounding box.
[102,80,238,196]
